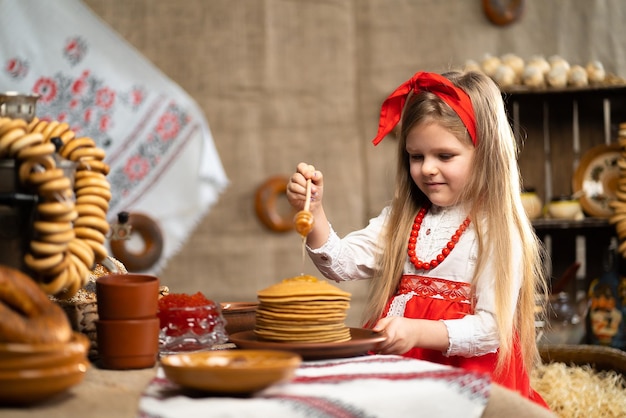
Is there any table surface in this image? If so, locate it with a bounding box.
[1,363,156,418]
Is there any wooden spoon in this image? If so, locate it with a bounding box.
[294,179,314,237]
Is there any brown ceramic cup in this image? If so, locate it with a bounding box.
[96,318,159,369]
[96,273,159,320]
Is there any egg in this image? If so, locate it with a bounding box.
[480,54,502,77]
[568,65,589,87]
[586,60,606,84]
[522,64,546,87]
[546,65,568,88]
[493,64,516,87]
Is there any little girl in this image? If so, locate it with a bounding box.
[286,70,549,407]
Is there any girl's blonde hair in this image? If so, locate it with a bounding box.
[363,70,549,377]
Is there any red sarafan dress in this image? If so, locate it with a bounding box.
[381,275,549,409]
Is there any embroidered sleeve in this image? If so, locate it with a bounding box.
[306,208,388,282]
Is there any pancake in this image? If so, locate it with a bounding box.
[254,275,351,343]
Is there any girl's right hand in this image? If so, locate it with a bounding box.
[287,162,324,212]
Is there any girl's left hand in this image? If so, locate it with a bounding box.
[372,317,419,355]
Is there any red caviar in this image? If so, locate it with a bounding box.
[158,292,220,336]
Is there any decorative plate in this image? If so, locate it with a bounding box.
[572,143,621,218]
[229,328,386,360]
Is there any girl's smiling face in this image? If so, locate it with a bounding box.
[406,122,475,207]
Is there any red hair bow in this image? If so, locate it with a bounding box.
[371,72,477,146]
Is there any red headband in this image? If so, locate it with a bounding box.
[371,72,477,146]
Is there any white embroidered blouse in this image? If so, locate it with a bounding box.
[307,205,523,357]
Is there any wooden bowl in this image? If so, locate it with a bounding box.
[220,302,258,335]
[161,349,301,393]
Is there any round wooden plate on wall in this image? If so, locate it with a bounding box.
[482,0,525,26]
[572,143,621,218]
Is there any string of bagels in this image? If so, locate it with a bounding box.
[0,115,112,299]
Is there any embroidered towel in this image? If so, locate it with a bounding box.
[0,0,228,274]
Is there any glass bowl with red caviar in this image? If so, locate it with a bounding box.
[158,292,228,354]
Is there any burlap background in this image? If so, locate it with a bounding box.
[83,0,626,326]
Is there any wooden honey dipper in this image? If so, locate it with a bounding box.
[294,178,314,237]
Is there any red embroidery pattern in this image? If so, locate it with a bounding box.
[5,57,28,79]
[399,275,471,303]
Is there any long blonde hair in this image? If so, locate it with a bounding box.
[363,70,549,376]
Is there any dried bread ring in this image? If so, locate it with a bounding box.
[75,203,107,219]
[0,118,27,137]
[75,170,107,181]
[75,186,112,201]
[0,128,27,157]
[0,265,72,343]
[69,147,106,161]
[37,201,75,217]
[41,252,72,277]
[38,267,69,295]
[23,252,64,272]
[50,210,79,223]
[40,229,75,245]
[26,116,40,132]
[30,119,49,134]
[59,129,76,144]
[74,175,111,190]
[33,220,73,235]
[55,261,81,300]
[38,176,72,194]
[30,240,68,256]
[68,239,95,270]
[18,155,55,185]
[74,226,106,244]
[74,215,110,235]
[16,141,56,160]
[254,175,296,233]
[110,212,164,272]
[25,167,65,187]
[8,132,43,157]
[60,137,95,159]
[47,122,69,140]
[84,238,108,263]
[75,194,109,212]
[69,253,89,287]
[77,159,110,175]
[40,120,60,140]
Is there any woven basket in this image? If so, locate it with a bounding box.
[539,344,626,376]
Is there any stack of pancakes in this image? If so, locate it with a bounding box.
[254,275,351,343]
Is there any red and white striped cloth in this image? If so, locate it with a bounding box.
[139,354,490,418]
[0,0,228,274]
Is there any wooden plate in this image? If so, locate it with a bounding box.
[572,143,621,218]
[229,328,386,360]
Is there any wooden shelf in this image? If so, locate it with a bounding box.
[532,217,612,231]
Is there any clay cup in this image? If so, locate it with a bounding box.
[96,273,159,320]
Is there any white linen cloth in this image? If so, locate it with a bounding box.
[0,0,228,274]
[139,354,490,418]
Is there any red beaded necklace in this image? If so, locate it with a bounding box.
[407,204,471,271]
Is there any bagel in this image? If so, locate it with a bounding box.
[75,203,108,219]
[18,155,55,185]
[16,141,56,160]
[0,265,72,343]
[75,194,110,212]
[74,185,112,201]
[77,159,110,175]
[73,215,111,235]
[110,212,164,272]
[254,175,296,233]
[59,136,95,159]
[69,147,106,161]
[26,168,65,187]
